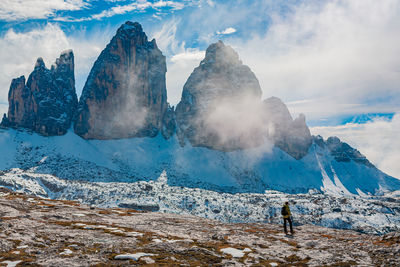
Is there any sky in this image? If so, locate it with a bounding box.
[0,0,399,177]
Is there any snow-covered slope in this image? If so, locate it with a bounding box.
[1,128,400,234]
[0,127,399,195]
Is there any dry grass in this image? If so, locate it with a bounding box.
[321,234,335,239]
[0,240,36,266]
[320,260,357,266]
[0,217,19,221]
[284,254,311,265]
[279,238,298,247]
[98,210,112,215]
[255,259,283,266]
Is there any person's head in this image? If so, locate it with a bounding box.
[285,201,289,205]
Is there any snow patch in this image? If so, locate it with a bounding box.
[60,249,73,255]
[0,260,22,267]
[220,247,251,258]
[114,253,155,261]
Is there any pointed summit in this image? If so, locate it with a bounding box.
[202,40,241,67]
[4,51,78,135]
[175,41,263,150]
[175,41,312,157]
[117,21,143,34]
[114,21,148,45]
[34,57,45,69]
[74,21,169,139]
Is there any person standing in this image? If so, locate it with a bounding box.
[281,201,294,235]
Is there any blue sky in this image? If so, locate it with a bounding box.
[0,0,400,176]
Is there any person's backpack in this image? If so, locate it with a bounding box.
[281,206,288,216]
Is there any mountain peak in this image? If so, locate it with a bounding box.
[116,21,146,42]
[52,49,74,74]
[120,21,143,31]
[5,51,77,136]
[202,40,241,67]
[57,49,73,63]
[175,42,264,150]
[34,57,45,69]
[74,21,168,139]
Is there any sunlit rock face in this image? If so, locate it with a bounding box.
[3,50,77,136]
[175,41,264,151]
[74,21,169,139]
[175,41,312,158]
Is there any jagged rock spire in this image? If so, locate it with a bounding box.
[175,41,263,151]
[175,41,312,158]
[4,50,77,136]
[74,21,171,139]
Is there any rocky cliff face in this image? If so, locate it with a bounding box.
[175,41,264,151]
[175,41,312,158]
[1,24,311,159]
[263,97,312,159]
[3,51,77,136]
[314,135,374,167]
[74,21,170,139]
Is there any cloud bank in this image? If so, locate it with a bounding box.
[231,0,400,122]
[0,0,87,21]
[311,113,400,179]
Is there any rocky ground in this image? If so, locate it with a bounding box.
[0,188,399,266]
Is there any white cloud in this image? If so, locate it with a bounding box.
[0,0,87,21]
[167,49,205,105]
[0,24,70,104]
[170,50,205,63]
[217,27,236,35]
[311,113,400,179]
[152,18,185,55]
[90,1,185,20]
[151,19,205,106]
[0,103,7,117]
[232,0,400,121]
[0,24,112,110]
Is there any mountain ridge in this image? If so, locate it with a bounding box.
[0,21,398,197]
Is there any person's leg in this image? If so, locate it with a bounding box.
[283,218,288,234]
[288,217,293,234]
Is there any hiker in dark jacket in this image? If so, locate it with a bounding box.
[281,201,294,235]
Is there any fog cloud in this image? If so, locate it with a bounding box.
[200,94,269,150]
